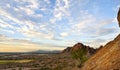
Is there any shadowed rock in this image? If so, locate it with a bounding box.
[117,8,120,27]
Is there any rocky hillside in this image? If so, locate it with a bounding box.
[61,43,97,55]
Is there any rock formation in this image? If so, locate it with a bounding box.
[117,8,120,27]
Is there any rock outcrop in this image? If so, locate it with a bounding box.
[117,8,120,27]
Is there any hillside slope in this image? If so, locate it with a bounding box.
[81,34,120,70]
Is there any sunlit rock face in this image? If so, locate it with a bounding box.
[117,8,120,27]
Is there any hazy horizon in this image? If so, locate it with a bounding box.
[0,0,120,52]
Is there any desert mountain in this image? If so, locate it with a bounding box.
[61,43,97,55]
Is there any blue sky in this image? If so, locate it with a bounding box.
[0,0,120,52]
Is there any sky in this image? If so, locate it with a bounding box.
[0,0,120,52]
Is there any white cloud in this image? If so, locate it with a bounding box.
[0,29,14,34]
[50,18,56,23]
[94,19,114,29]
[74,18,95,30]
[68,10,96,35]
[14,0,44,17]
[50,0,70,23]
[17,25,54,39]
[112,18,118,23]
[60,32,68,37]
[55,12,62,19]
[18,6,34,15]
[117,5,120,8]
[0,19,14,29]
[15,0,39,9]
[6,3,10,8]
[13,7,19,11]
[0,9,24,25]
[44,0,51,4]
[0,8,51,39]
[84,38,113,48]
[36,14,43,17]
[95,28,116,36]
[40,8,47,11]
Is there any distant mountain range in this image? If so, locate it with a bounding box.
[29,50,61,54]
[0,50,61,54]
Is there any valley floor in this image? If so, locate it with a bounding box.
[0,54,78,70]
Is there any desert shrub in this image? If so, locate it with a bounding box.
[33,64,39,67]
[54,65,62,70]
[71,48,88,67]
[53,60,62,70]
[18,67,22,70]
